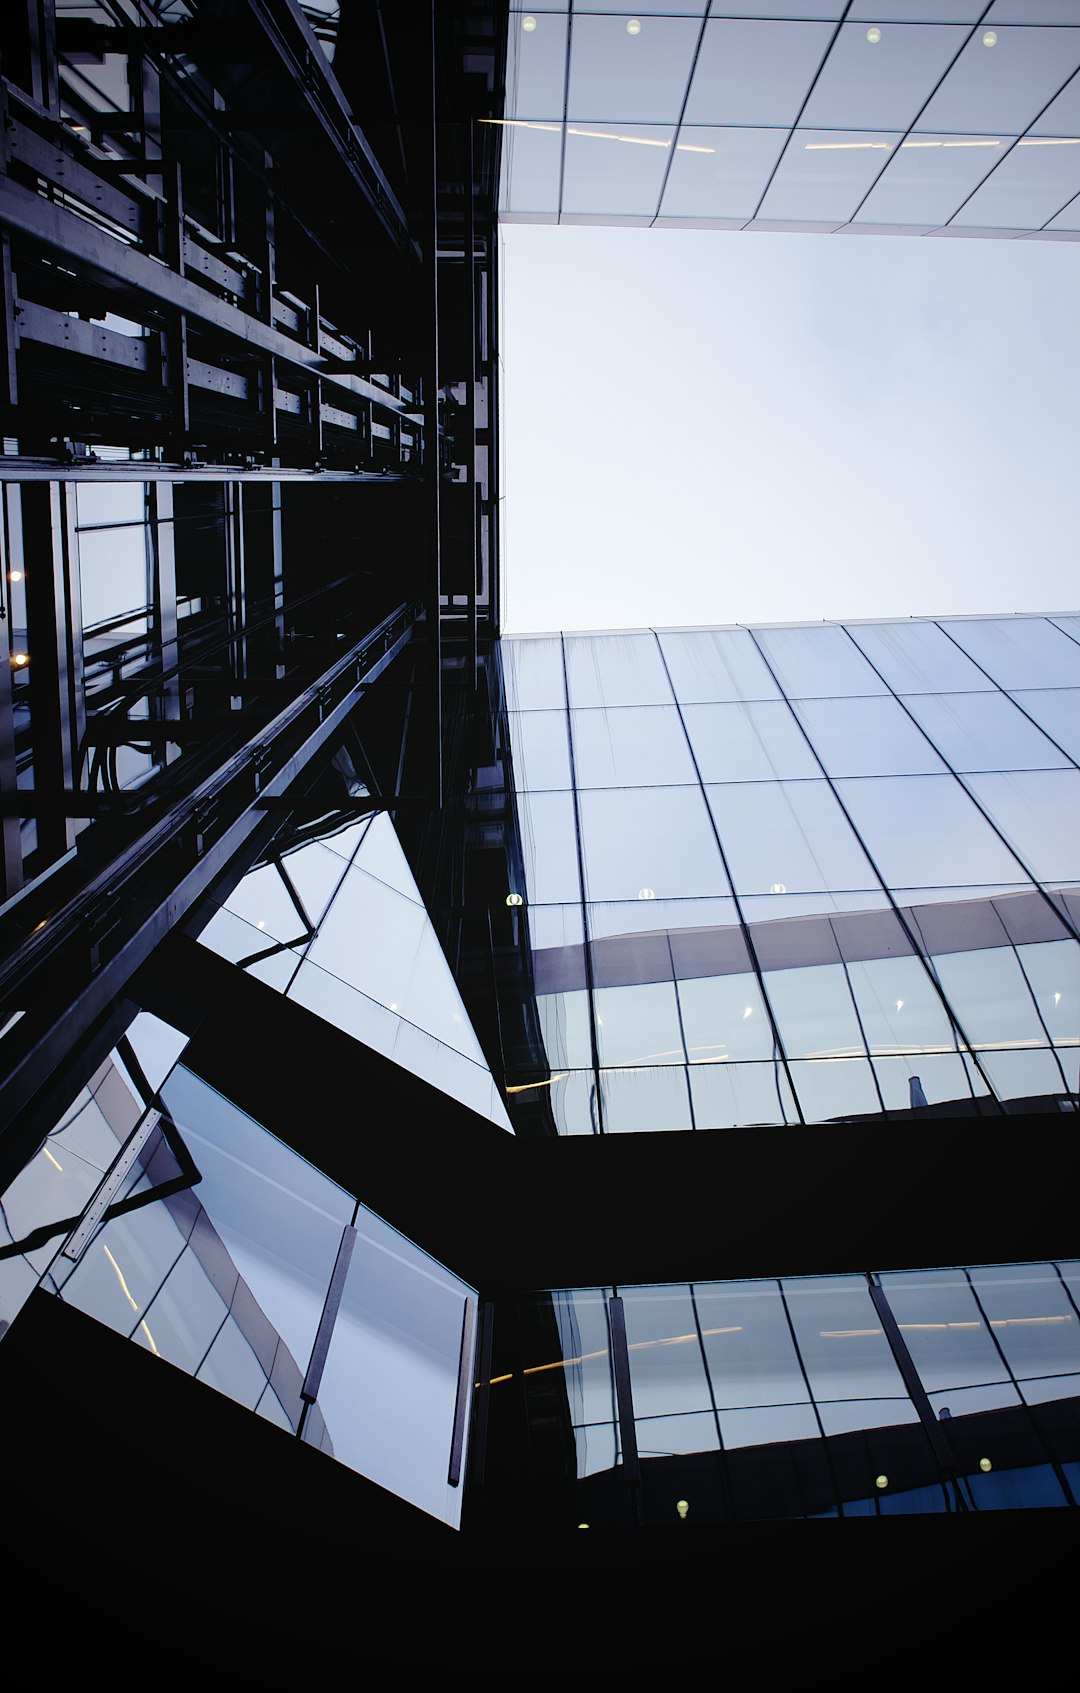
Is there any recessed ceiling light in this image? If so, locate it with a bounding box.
[866,27,881,45]
[769,882,786,894]
[521,14,537,32]
[982,29,997,46]
[506,892,523,906]
[626,18,642,36]
[638,887,655,899]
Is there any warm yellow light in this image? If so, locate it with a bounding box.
[505,1073,569,1094]
[1018,137,1080,146]
[875,1474,889,1489]
[43,1146,64,1172]
[627,18,642,35]
[506,892,524,906]
[866,26,881,44]
[12,652,29,667]
[979,1457,992,1472]
[804,142,891,151]
[521,13,537,30]
[982,29,997,47]
[578,1522,590,1528]
[676,1499,689,1519]
[8,569,22,582]
[103,1242,139,1313]
[140,1320,160,1356]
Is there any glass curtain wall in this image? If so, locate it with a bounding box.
[495,615,1080,1132]
[500,6,1080,239]
[477,1259,1080,1524]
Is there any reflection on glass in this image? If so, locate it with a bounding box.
[802,22,968,131]
[684,18,835,128]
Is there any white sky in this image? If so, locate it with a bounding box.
[499,223,1080,633]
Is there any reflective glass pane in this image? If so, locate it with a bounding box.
[562,123,676,216]
[59,1203,186,1337]
[974,1045,1066,1102]
[502,636,567,711]
[536,987,593,1070]
[314,1209,473,1526]
[845,620,994,693]
[579,786,729,901]
[660,127,786,220]
[763,961,866,1060]
[787,1056,882,1120]
[846,953,959,1054]
[696,1280,809,1408]
[197,1316,267,1411]
[570,705,695,787]
[657,627,781,703]
[635,1411,719,1458]
[880,1268,1010,1392]
[621,1285,712,1417]
[136,1244,228,1373]
[677,971,775,1064]
[836,775,1026,889]
[1008,690,1080,762]
[917,25,1080,137]
[78,524,148,629]
[965,770,1080,882]
[684,19,835,128]
[783,1275,909,1402]
[931,945,1047,1050]
[689,1058,800,1127]
[794,695,942,777]
[903,691,1067,773]
[594,980,684,1067]
[872,1051,974,1111]
[501,122,562,217]
[970,1263,1080,1381]
[1017,939,1080,1051]
[515,790,582,904]
[941,617,1080,690]
[508,710,571,790]
[760,130,903,224]
[683,700,818,782]
[754,624,888,699]
[706,780,878,895]
[565,632,674,707]
[547,1288,616,1430]
[599,1063,694,1132]
[505,9,568,118]
[567,15,700,124]
[857,133,1010,227]
[802,22,969,130]
[952,136,1080,230]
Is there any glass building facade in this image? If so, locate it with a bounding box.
[500,4,1080,238]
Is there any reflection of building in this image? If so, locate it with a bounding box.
[1,0,1079,1652]
[500,5,1080,238]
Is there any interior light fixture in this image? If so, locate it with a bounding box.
[866,26,881,44]
[521,14,537,31]
[769,883,786,894]
[9,569,22,582]
[982,29,997,46]
[626,18,642,35]
[11,652,29,667]
[638,887,656,900]
[805,141,892,151]
[676,1499,689,1519]
[256,919,266,929]
[506,892,523,906]
[389,1002,398,1011]
[1054,992,1062,1005]
[743,1006,754,1019]
[875,1474,889,1489]
[896,1000,904,1012]
[979,1457,992,1472]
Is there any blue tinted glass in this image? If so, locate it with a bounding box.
[683,700,818,781]
[684,19,835,127]
[753,625,887,698]
[567,15,700,123]
[794,695,943,776]
[506,10,568,119]
[857,133,1010,228]
[689,1059,799,1126]
[621,1285,713,1417]
[903,692,1067,772]
[562,124,676,216]
[660,127,786,220]
[579,786,730,901]
[570,705,696,787]
[1016,938,1080,1049]
[502,636,567,710]
[931,946,1048,1048]
[783,1275,910,1402]
[836,775,1027,889]
[677,971,775,1064]
[516,789,582,904]
[1008,690,1080,762]
[803,22,969,131]
[600,1063,694,1131]
[594,979,684,1067]
[965,769,1080,883]
[658,627,781,703]
[507,710,572,790]
[565,632,674,707]
[706,780,878,895]
[501,121,561,217]
[917,25,1080,137]
[760,130,903,224]
[846,620,994,693]
[787,1056,882,1120]
[941,617,1080,689]
[970,1263,1080,1381]
[763,961,867,1060]
[952,136,1080,230]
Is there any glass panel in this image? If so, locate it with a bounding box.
[599,1063,694,1132]
[594,980,684,1068]
[76,482,144,527]
[971,770,1080,885]
[562,123,676,216]
[567,15,702,124]
[857,133,1010,226]
[579,786,729,901]
[782,1275,909,1403]
[753,624,888,700]
[696,1280,809,1408]
[952,135,1080,229]
[196,1317,267,1411]
[677,971,775,1064]
[880,1268,1010,1392]
[683,700,818,782]
[78,523,148,629]
[505,8,568,119]
[135,1244,228,1373]
[1009,690,1080,762]
[931,945,1048,1051]
[846,953,959,1054]
[507,710,571,790]
[787,1056,883,1120]
[349,812,426,902]
[58,1203,186,1337]
[706,780,879,895]
[794,696,943,777]
[635,1411,719,1458]
[501,121,562,216]
[917,25,1080,137]
[502,636,567,711]
[759,130,903,224]
[802,22,970,131]
[660,127,786,220]
[1017,939,1080,1052]
[872,1051,974,1111]
[587,894,740,941]
[845,620,994,693]
[902,692,1067,773]
[535,987,593,1070]
[515,790,582,905]
[970,1263,1080,1382]
[684,19,835,128]
[1029,59,1080,135]
[621,1284,712,1417]
[547,1288,616,1431]
[657,627,781,703]
[941,617,1080,689]
[160,1067,352,1374]
[974,1045,1066,1102]
[564,632,673,708]
[762,961,866,1060]
[570,705,695,788]
[688,1058,800,1127]
[835,775,1027,889]
[314,1208,474,1526]
[304,871,427,1009]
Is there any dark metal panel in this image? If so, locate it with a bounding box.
[17,302,151,371]
[448,1296,478,1487]
[301,1223,356,1403]
[607,1295,640,1488]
